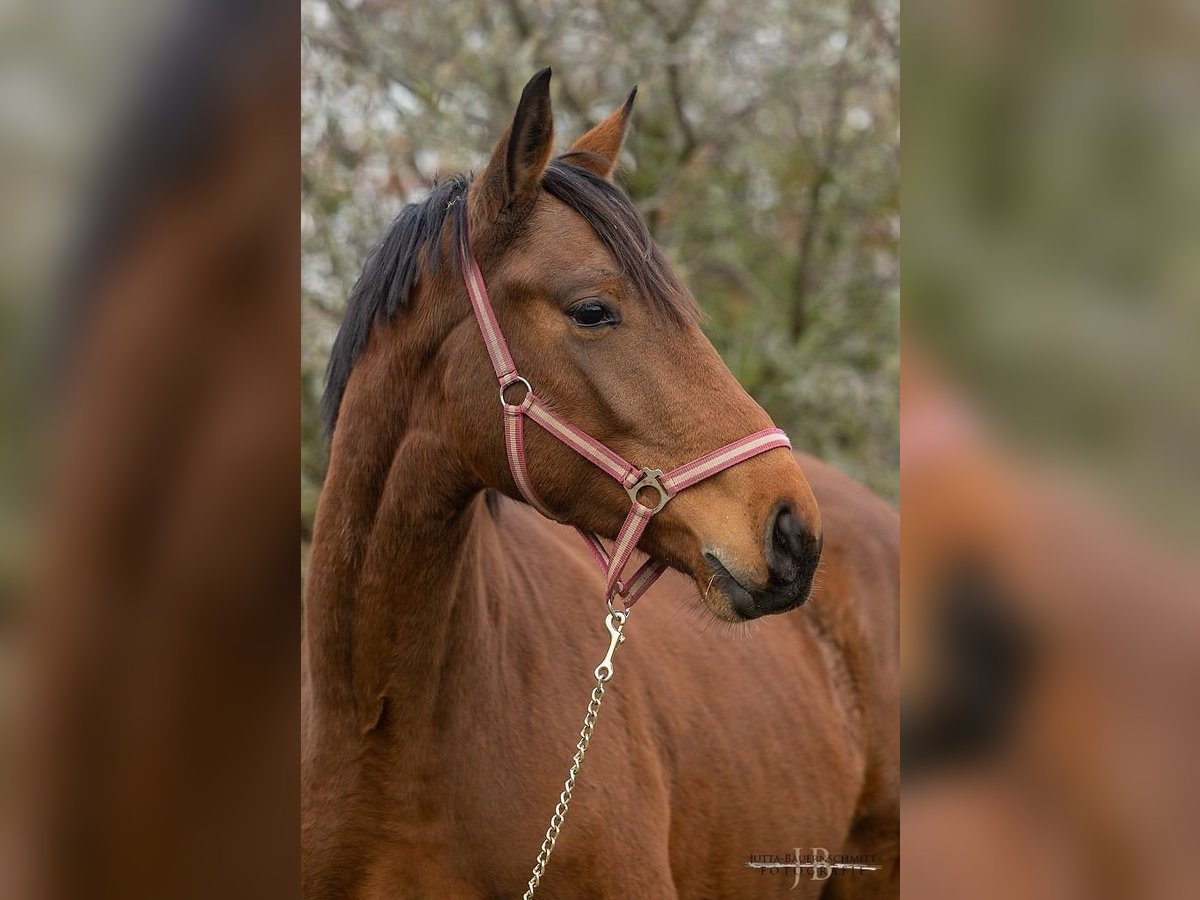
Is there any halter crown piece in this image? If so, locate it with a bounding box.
[459,227,791,610]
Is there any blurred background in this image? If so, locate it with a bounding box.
[300,0,902,554]
[0,0,177,699]
[2,2,298,898]
[904,0,1200,897]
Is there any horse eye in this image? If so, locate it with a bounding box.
[567,300,618,328]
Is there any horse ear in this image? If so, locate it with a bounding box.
[474,67,555,222]
[561,87,637,180]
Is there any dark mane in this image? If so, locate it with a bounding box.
[322,175,470,434]
[322,159,696,435]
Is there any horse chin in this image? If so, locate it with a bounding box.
[705,594,753,624]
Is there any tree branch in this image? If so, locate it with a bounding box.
[862,0,899,60]
[502,0,591,124]
[790,17,855,341]
[666,63,698,164]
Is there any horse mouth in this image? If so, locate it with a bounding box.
[700,552,755,620]
[702,551,811,622]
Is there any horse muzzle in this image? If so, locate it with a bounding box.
[703,505,823,620]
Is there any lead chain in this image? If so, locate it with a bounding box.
[522,610,627,899]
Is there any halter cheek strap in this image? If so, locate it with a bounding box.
[460,231,791,610]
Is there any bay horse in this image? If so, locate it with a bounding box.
[302,69,898,898]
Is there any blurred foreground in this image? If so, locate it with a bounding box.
[2,2,299,898]
[904,0,1200,897]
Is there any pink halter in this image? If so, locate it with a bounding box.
[460,229,791,610]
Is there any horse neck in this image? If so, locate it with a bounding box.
[304,346,506,742]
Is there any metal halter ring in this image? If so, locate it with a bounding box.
[626,467,670,514]
[499,376,533,407]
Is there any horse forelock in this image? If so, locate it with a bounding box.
[540,160,699,327]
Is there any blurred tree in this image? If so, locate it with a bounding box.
[301,0,899,543]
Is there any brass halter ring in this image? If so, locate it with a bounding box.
[625,467,670,514]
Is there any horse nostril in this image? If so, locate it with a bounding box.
[767,505,820,586]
